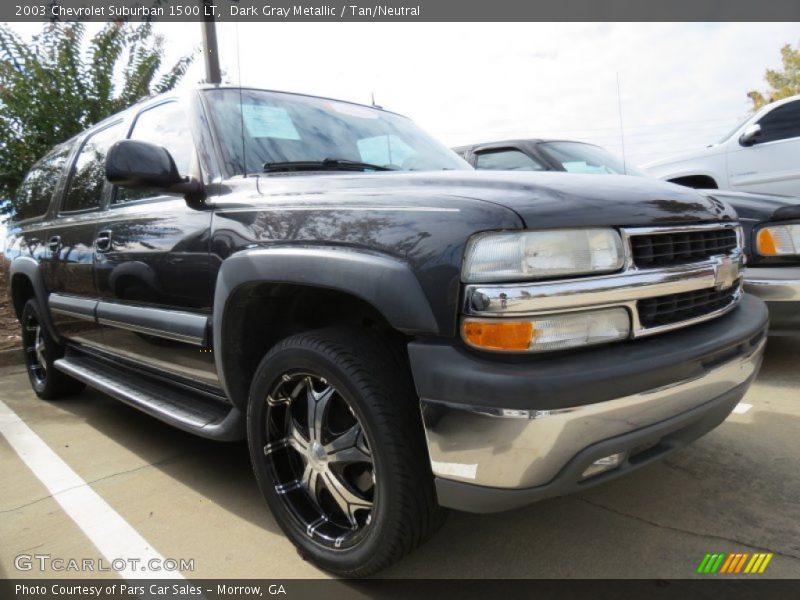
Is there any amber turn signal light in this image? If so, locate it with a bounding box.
[462,320,534,351]
[756,228,778,256]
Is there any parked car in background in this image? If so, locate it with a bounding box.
[4,89,768,576]
[716,190,800,335]
[642,95,800,195]
[454,138,647,176]
[456,137,800,335]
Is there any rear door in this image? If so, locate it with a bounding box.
[92,100,219,390]
[727,99,800,195]
[44,121,125,347]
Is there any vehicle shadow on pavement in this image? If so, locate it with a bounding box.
[42,389,280,534]
[24,337,800,578]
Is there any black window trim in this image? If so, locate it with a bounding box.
[57,119,125,217]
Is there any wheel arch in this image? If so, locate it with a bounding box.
[8,257,61,342]
[667,174,719,189]
[213,246,440,408]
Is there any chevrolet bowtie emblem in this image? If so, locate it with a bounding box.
[713,256,739,290]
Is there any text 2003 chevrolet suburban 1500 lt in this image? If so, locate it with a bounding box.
[4,86,768,576]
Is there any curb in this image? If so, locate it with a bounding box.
[0,347,23,368]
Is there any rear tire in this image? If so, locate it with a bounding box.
[20,299,85,400]
[247,327,445,577]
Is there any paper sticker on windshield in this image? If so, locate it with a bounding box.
[242,104,301,140]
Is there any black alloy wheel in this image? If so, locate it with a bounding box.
[247,327,445,577]
[20,299,85,399]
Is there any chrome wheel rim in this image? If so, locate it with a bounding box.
[263,372,375,549]
[24,313,47,385]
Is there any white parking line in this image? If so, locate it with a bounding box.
[0,400,183,580]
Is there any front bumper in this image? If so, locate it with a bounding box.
[410,294,768,513]
[744,266,800,335]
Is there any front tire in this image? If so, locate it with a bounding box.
[20,299,85,400]
[247,327,445,577]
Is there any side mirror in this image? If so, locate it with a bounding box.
[739,123,762,146]
[106,140,185,189]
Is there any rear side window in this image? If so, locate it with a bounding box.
[475,149,545,171]
[62,122,124,213]
[13,144,72,221]
[115,102,193,204]
[756,100,800,144]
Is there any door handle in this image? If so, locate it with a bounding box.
[48,235,61,253]
[95,230,112,252]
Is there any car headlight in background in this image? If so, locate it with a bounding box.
[462,228,624,283]
[462,307,631,352]
[756,224,800,256]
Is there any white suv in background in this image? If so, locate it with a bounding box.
[644,94,800,196]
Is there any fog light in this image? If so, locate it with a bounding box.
[582,452,626,479]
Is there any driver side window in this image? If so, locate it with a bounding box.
[756,100,800,144]
[115,102,194,203]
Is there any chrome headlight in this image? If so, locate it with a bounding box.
[756,224,800,256]
[462,228,624,283]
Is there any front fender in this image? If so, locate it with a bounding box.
[212,245,441,401]
[8,256,62,343]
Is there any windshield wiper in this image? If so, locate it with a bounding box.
[262,158,396,173]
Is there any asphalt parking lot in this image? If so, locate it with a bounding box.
[1,338,799,580]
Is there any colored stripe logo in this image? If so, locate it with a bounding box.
[696,552,773,574]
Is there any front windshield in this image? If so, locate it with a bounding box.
[204,89,471,175]
[539,141,646,177]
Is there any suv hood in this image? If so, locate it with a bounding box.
[249,170,736,227]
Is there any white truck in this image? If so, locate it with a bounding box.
[644,94,800,196]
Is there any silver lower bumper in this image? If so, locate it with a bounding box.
[744,266,800,301]
[421,338,765,490]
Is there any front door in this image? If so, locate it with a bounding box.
[92,100,219,390]
[727,99,800,196]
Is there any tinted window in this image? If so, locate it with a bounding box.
[756,100,800,144]
[62,123,123,212]
[115,102,194,203]
[13,144,72,221]
[475,149,545,171]
[539,141,646,176]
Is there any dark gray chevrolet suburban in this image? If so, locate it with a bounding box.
[3,86,768,576]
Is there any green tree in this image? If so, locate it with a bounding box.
[0,22,196,212]
[748,41,800,111]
